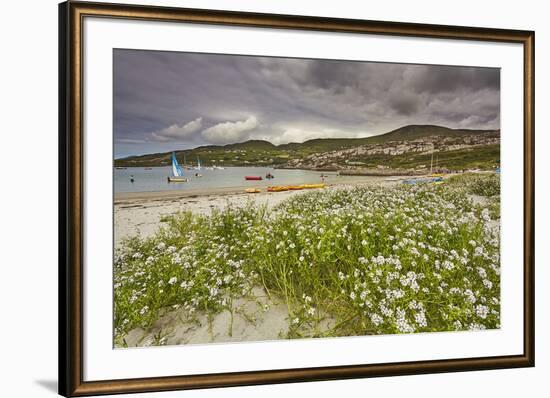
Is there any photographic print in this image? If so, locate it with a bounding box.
[113,50,501,348]
[60,2,534,395]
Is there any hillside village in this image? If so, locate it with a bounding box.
[281,131,500,173]
[115,125,500,173]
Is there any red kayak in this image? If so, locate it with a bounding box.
[245,176,263,181]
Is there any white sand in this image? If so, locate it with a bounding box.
[115,188,315,248]
[121,287,291,347]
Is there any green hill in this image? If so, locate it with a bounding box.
[114,124,498,168]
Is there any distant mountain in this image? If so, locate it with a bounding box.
[114,125,499,169]
[283,128,500,172]
[367,124,496,142]
[222,140,277,151]
[278,125,496,153]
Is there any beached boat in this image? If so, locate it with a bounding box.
[167,152,188,183]
[301,183,326,189]
[245,188,261,193]
[267,186,289,192]
[384,177,405,182]
[402,176,443,185]
[245,176,263,181]
[267,183,325,192]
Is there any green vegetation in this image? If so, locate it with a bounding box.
[344,145,500,171]
[446,172,501,196]
[114,178,501,345]
[114,125,499,169]
[447,173,501,218]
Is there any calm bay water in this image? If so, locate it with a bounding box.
[114,166,341,193]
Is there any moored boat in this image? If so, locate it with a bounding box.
[167,152,188,183]
[168,176,188,182]
[245,176,263,181]
[194,156,202,171]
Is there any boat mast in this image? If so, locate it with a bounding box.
[430,143,434,174]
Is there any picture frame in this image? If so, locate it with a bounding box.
[59,1,535,396]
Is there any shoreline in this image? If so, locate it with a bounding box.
[114,178,406,247]
[114,175,411,203]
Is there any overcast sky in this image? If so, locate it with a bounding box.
[114,49,500,158]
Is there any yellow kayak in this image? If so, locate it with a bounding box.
[245,188,261,193]
[301,183,326,189]
[267,183,325,192]
[267,186,289,192]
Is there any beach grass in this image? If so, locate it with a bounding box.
[114,174,500,345]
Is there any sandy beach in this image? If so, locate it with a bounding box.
[114,177,400,248]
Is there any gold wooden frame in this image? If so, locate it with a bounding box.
[59,1,535,396]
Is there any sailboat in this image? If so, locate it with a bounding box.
[430,153,444,178]
[192,156,203,176]
[167,152,188,183]
[194,156,202,171]
[403,143,443,185]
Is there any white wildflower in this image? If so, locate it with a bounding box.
[475,305,489,319]
[370,313,383,326]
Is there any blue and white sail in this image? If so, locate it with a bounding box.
[171,152,184,177]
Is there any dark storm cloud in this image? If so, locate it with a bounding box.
[113,50,500,157]
[389,92,421,116]
[408,65,500,94]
